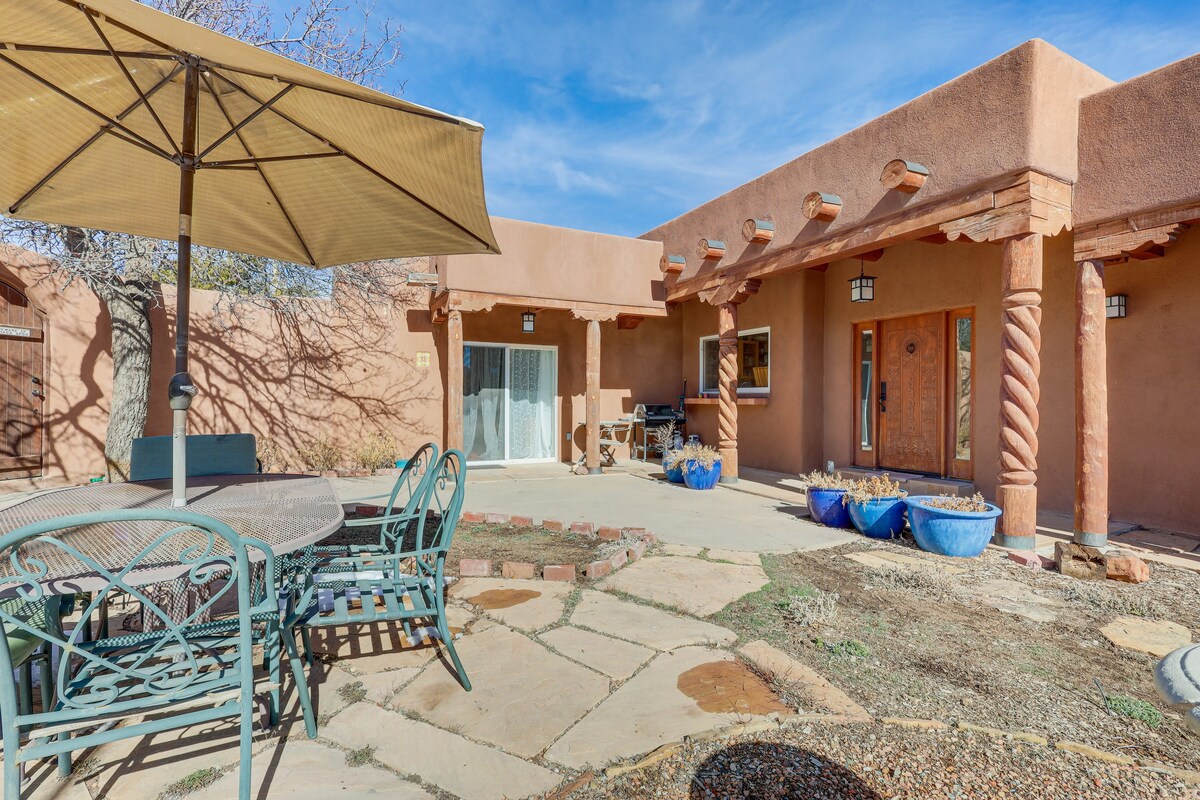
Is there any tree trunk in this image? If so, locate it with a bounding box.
[94,278,154,481]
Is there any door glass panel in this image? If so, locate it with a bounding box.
[508,348,556,460]
[954,317,972,460]
[859,330,873,449]
[463,345,506,461]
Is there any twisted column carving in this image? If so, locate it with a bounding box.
[996,234,1043,546]
[718,303,738,478]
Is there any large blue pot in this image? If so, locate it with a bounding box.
[905,496,1002,558]
[683,459,722,490]
[664,456,685,484]
[846,496,907,539]
[807,487,852,528]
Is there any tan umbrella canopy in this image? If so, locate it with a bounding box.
[0,0,499,504]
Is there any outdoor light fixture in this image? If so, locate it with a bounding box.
[849,257,876,303]
[522,310,536,333]
[1106,294,1128,319]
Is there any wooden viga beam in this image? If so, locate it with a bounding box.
[880,159,929,193]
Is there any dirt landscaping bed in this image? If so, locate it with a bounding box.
[710,537,1200,773]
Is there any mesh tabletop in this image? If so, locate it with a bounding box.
[0,475,344,593]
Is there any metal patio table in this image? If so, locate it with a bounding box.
[0,474,344,599]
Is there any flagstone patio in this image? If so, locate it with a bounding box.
[19,549,806,800]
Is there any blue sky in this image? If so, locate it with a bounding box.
[348,1,1200,237]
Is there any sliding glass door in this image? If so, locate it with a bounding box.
[463,343,557,464]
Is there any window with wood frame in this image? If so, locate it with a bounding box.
[947,308,974,480]
[700,327,770,394]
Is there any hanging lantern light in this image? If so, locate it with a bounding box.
[522,310,536,333]
[849,257,876,303]
[1105,294,1127,318]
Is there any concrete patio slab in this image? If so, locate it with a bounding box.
[451,576,572,631]
[539,625,655,679]
[598,556,769,617]
[570,590,737,650]
[660,543,705,557]
[335,470,859,553]
[323,703,564,800]
[545,646,785,769]
[391,623,609,758]
[195,739,431,799]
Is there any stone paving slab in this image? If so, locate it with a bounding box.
[324,702,564,800]
[660,543,705,557]
[195,739,431,799]
[539,625,655,680]
[598,556,768,616]
[1101,615,1193,656]
[570,590,737,650]
[391,623,610,758]
[546,646,782,769]
[739,639,870,719]
[451,576,572,631]
[308,621,440,674]
[706,548,764,566]
[844,550,966,574]
[970,578,1063,622]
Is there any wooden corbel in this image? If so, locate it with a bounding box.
[571,308,621,322]
[699,278,762,306]
[616,314,644,330]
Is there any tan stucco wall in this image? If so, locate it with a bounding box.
[1076,53,1200,226]
[641,40,1112,286]
[441,216,666,308]
[679,268,825,474]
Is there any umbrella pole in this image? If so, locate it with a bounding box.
[169,58,201,507]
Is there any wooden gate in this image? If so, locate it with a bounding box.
[0,282,45,479]
[878,312,944,474]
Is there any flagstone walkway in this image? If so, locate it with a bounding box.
[24,549,840,800]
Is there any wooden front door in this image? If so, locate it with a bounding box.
[878,312,943,474]
[0,282,45,479]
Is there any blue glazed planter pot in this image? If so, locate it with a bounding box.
[663,455,686,484]
[846,496,907,539]
[683,459,722,490]
[807,487,852,528]
[904,496,1002,558]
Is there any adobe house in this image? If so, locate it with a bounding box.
[3,40,1199,545]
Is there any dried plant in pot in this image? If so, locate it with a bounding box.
[841,474,907,539]
[680,442,722,490]
[800,470,854,528]
[655,421,686,484]
[904,493,1002,558]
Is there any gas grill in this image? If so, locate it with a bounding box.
[632,403,687,461]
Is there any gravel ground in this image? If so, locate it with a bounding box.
[561,724,1199,800]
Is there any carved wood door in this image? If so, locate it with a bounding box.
[0,282,45,479]
[878,312,944,474]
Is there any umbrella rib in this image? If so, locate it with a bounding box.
[80,7,180,158]
[6,64,183,215]
[203,72,318,267]
[0,53,175,164]
[64,1,184,60]
[197,84,295,161]
[212,70,497,254]
[0,43,177,60]
[200,153,342,168]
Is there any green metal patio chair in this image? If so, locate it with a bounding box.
[0,510,286,800]
[284,449,470,739]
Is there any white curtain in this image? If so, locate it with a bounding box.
[464,345,505,461]
[508,348,556,460]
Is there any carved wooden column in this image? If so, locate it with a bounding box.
[446,309,464,453]
[717,302,740,482]
[1075,259,1109,546]
[995,233,1043,548]
[572,310,618,474]
[699,279,761,484]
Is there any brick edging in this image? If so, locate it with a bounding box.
[543,715,1200,797]
[456,511,657,582]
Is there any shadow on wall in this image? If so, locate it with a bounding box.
[144,283,440,469]
[688,741,882,799]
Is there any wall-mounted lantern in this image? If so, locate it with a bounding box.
[1105,294,1127,319]
[850,257,876,303]
[522,310,536,333]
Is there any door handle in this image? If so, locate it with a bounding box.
[878,381,887,413]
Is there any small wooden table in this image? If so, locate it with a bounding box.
[0,474,344,594]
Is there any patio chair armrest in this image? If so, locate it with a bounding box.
[343,510,418,528]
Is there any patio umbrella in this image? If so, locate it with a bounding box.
[0,0,498,505]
